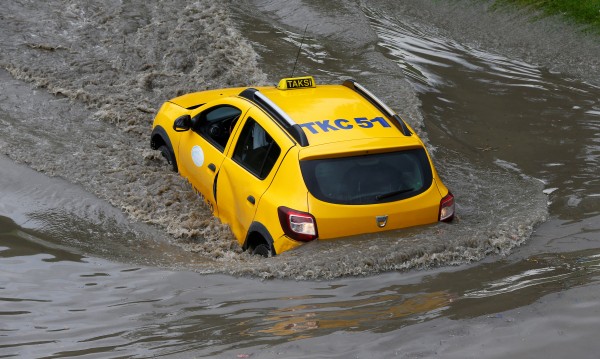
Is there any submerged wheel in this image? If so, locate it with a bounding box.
[245,224,275,258]
[158,144,177,172]
[252,243,271,258]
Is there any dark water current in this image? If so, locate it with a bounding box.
[1,0,600,357]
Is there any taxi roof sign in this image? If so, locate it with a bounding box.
[277,76,316,90]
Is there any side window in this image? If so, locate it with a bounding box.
[192,105,241,152]
[233,118,281,179]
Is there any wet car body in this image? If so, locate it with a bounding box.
[150,76,454,256]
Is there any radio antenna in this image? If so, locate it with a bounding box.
[291,24,308,78]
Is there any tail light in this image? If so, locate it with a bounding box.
[439,192,455,222]
[277,206,318,242]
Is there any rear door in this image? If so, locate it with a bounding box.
[215,107,293,241]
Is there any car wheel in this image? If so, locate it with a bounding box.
[252,243,270,258]
[158,144,177,172]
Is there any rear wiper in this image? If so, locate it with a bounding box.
[376,188,414,201]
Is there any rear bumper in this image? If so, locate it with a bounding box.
[272,234,305,255]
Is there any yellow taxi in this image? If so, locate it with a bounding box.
[150,76,454,256]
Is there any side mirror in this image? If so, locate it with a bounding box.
[173,114,192,132]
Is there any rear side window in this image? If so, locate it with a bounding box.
[300,149,433,205]
[233,118,281,179]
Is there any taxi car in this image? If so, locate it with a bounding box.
[150,76,454,256]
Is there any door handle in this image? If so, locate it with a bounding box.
[208,163,216,172]
[247,195,255,205]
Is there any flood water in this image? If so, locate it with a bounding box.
[1,0,600,357]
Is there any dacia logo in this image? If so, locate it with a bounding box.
[376,215,388,228]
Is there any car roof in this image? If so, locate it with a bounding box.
[248,83,410,147]
[168,78,417,150]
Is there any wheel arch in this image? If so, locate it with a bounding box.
[150,125,173,150]
[151,125,178,172]
[243,222,276,256]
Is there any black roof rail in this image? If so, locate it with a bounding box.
[342,79,412,136]
[239,88,309,147]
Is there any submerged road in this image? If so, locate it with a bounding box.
[1,0,599,357]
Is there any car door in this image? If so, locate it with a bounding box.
[215,107,293,241]
[178,98,250,215]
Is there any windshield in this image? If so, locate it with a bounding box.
[300,149,433,205]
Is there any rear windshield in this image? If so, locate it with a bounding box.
[300,149,433,205]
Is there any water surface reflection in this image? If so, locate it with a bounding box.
[3,220,600,357]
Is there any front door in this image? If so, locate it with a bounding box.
[178,100,249,214]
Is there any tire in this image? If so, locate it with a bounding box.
[158,144,178,172]
[252,243,271,258]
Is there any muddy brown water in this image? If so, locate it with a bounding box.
[1,0,600,357]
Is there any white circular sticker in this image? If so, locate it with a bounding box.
[191,145,204,167]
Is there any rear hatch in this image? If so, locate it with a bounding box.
[300,143,443,238]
